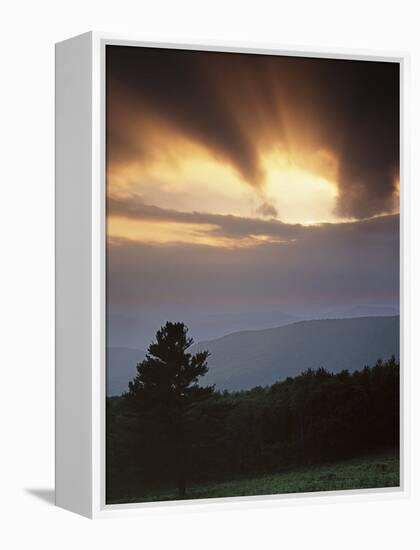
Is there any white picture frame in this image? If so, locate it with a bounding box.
[55,31,410,519]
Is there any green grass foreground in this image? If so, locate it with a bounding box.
[108,449,399,504]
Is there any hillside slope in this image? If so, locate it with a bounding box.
[192,316,399,390]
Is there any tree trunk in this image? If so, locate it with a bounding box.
[178,468,186,497]
[175,420,187,497]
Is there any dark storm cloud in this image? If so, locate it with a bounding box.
[107,214,399,308]
[107,46,399,219]
[107,47,268,185]
[314,60,400,218]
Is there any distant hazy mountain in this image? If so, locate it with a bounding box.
[107,316,399,395]
[107,309,298,349]
[106,347,145,396]
[192,316,400,391]
[306,304,399,320]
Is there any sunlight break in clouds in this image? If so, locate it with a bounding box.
[107,139,345,246]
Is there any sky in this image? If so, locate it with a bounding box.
[106,46,400,347]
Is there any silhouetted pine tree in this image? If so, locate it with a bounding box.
[127,322,213,496]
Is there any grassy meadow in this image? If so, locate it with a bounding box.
[108,449,399,504]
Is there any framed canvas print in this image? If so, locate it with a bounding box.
[55,32,408,518]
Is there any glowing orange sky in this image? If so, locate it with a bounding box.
[106,47,400,249]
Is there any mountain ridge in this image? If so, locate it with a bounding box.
[192,315,399,391]
[195,314,399,345]
[107,315,399,394]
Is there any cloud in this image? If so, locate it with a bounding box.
[255,201,278,218]
[107,48,268,186]
[107,194,302,242]
[108,193,398,244]
[107,47,399,219]
[107,210,399,309]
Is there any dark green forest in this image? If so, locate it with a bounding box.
[106,322,399,503]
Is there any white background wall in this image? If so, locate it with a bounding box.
[0,0,419,547]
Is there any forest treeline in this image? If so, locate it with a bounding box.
[106,331,399,501]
